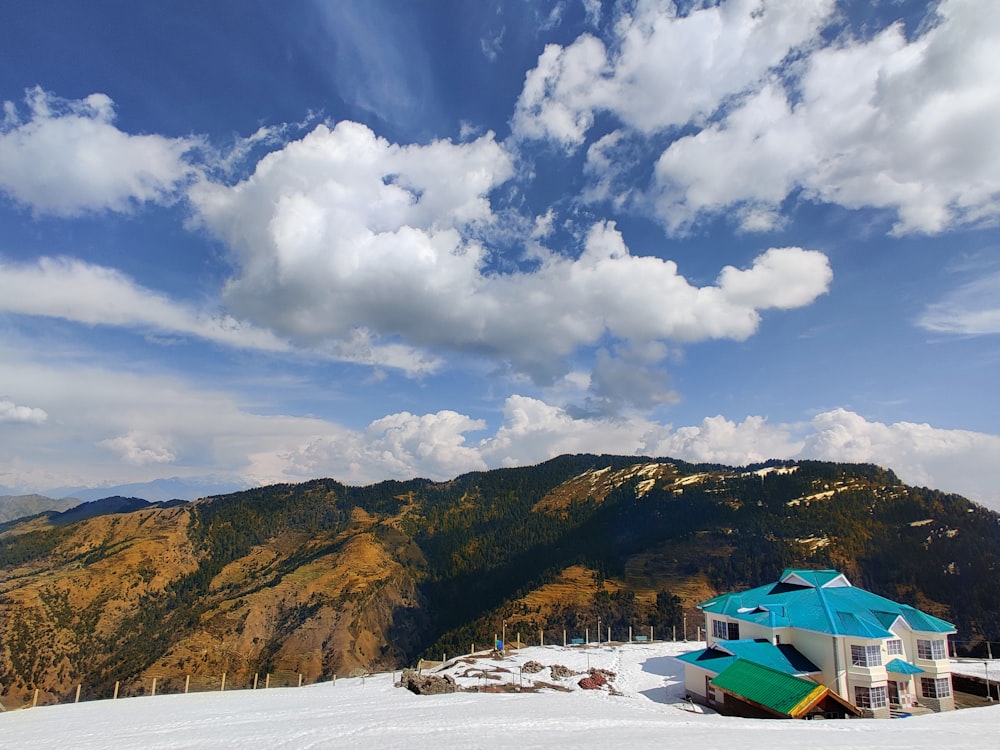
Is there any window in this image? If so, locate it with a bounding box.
[886,639,903,656]
[921,677,952,699]
[851,644,882,667]
[917,639,946,660]
[854,685,888,710]
[712,619,740,640]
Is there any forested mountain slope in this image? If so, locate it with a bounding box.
[2,455,998,708]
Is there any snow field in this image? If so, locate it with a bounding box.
[2,642,998,749]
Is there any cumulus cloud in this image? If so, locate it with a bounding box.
[803,409,1000,507]
[191,123,832,381]
[99,432,177,466]
[281,410,489,483]
[0,87,198,216]
[512,0,835,148]
[0,398,48,425]
[652,0,1000,234]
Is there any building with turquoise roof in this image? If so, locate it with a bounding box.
[681,569,957,718]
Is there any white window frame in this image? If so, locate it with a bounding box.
[917,639,946,660]
[851,644,882,667]
[854,685,888,710]
[712,619,728,639]
[920,677,952,699]
[886,639,903,656]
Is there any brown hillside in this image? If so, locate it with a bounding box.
[0,501,424,708]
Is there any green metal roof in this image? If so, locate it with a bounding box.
[699,570,955,638]
[710,660,826,717]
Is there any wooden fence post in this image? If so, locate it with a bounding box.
[32,688,39,707]
[298,673,303,687]
[75,684,81,703]
[221,672,227,691]
[185,675,190,694]
[151,677,157,697]
[265,673,270,689]
[113,681,120,700]
[253,673,259,690]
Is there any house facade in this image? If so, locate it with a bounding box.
[681,569,956,718]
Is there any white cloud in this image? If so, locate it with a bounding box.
[651,414,803,466]
[0,256,290,353]
[581,0,602,27]
[918,270,1000,335]
[3,337,997,510]
[191,123,832,381]
[99,432,177,466]
[0,87,198,216]
[716,247,833,310]
[652,0,1000,234]
[0,344,340,491]
[480,395,653,466]
[512,0,835,148]
[281,410,489,483]
[803,408,1000,508]
[481,26,505,61]
[0,398,48,425]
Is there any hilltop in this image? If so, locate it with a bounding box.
[2,454,999,709]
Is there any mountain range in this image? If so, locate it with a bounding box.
[1,454,998,709]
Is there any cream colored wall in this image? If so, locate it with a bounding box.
[787,629,840,688]
[684,663,713,699]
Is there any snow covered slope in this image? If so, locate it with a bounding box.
[2,642,997,749]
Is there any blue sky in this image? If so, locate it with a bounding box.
[1,0,999,508]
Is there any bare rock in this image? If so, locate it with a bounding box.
[521,660,545,674]
[399,668,459,695]
[549,664,577,680]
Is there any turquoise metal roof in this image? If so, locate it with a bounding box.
[779,569,846,588]
[677,639,819,677]
[886,658,925,675]
[699,570,955,638]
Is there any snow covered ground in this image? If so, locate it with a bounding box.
[3,641,998,749]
